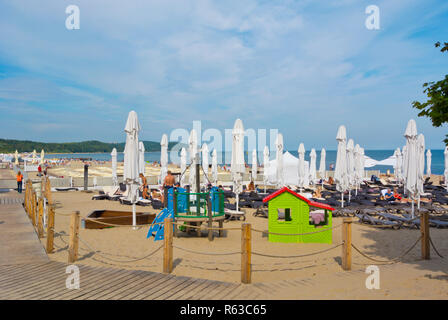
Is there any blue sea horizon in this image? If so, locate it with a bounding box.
[48,149,445,175]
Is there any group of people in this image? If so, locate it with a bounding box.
[139,170,176,202]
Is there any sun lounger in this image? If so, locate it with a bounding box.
[224,208,246,221]
[355,213,401,229]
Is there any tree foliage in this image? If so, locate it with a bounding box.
[412,42,448,144]
[0,139,180,153]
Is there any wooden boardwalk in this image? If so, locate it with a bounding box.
[0,193,263,300]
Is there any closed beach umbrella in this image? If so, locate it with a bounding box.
[111,148,118,186]
[123,110,141,228]
[444,147,448,191]
[319,148,326,183]
[139,141,145,175]
[263,145,270,192]
[426,149,431,177]
[180,147,187,187]
[160,134,168,185]
[402,145,408,185]
[40,149,45,165]
[346,139,355,201]
[202,143,209,183]
[32,150,36,164]
[354,144,362,194]
[297,143,306,190]
[394,148,402,184]
[335,125,348,207]
[212,149,218,185]
[417,134,425,208]
[360,147,365,180]
[251,149,257,182]
[404,119,419,218]
[188,129,198,192]
[231,119,245,211]
[309,148,317,186]
[14,150,18,165]
[275,133,284,187]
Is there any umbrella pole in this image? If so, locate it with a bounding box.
[418,195,420,210]
[411,198,415,219]
[348,190,351,202]
[132,203,137,230]
[236,193,239,212]
[341,192,344,208]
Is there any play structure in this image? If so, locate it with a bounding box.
[147,186,226,241]
[262,187,334,244]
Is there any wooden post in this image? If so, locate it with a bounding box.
[68,211,80,263]
[31,191,37,226]
[241,223,251,284]
[420,212,430,260]
[37,197,44,238]
[342,218,352,271]
[46,205,55,254]
[24,180,28,213]
[46,178,52,205]
[207,195,213,241]
[163,218,173,274]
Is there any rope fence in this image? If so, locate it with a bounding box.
[22,180,445,284]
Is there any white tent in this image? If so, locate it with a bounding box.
[275,133,284,187]
[138,141,145,175]
[189,129,198,192]
[445,147,448,191]
[297,143,306,190]
[426,149,431,177]
[404,119,419,218]
[180,147,187,187]
[309,148,317,185]
[263,146,270,192]
[111,148,118,186]
[231,119,245,211]
[202,143,209,184]
[160,134,168,185]
[212,149,218,185]
[40,149,45,165]
[265,151,308,186]
[319,148,326,183]
[335,125,348,207]
[251,149,257,182]
[123,110,141,229]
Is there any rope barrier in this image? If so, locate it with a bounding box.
[83,217,164,228]
[252,243,343,259]
[172,221,240,231]
[173,244,240,256]
[429,237,445,258]
[351,236,422,264]
[250,223,342,236]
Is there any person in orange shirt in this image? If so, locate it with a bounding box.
[16,171,23,193]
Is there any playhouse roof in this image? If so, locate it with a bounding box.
[262,187,335,211]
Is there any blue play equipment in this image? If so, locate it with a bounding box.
[147,186,224,241]
[146,208,174,241]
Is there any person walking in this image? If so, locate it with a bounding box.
[16,171,23,193]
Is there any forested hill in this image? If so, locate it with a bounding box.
[0,139,180,153]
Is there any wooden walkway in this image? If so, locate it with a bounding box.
[0,193,263,299]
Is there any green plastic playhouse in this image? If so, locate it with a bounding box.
[262,187,334,244]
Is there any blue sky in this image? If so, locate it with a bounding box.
[0,0,448,150]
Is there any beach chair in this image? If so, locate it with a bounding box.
[355,213,400,229]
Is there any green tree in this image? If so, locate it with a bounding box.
[412,42,448,144]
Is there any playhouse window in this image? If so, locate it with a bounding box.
[309,209,328,227]
[277,208,292,221]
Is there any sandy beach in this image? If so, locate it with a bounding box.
[36,188,448,299]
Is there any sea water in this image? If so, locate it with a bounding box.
[47,149,446,175]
